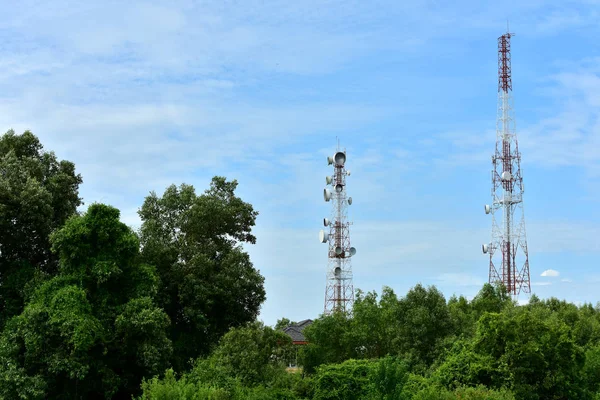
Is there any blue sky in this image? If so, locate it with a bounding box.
[1,0,599,326]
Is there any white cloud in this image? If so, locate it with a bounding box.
[541,269,560,277]
[2,1,600,326]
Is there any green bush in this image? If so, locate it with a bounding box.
[139,369,230,400]
[312,359,374,400]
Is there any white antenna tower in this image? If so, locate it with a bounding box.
[482,31,531,298]
[319,144,355,315]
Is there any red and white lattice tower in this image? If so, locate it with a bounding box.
[482,31,531,298]
[319,145,355,314]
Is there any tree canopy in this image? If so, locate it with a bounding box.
[0,130,82,327]
[2,130,600,399]
[138,178,266,370]
[0,203,171,399]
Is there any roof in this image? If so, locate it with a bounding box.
[281,319,313,343]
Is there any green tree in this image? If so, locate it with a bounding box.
[448,294,475,339]
[583,344,600,396]
[395,284,452,369]
[367,356,410,400]
[300,311,353,374]
[138,178,266,371]
[435,307,585,400]
[312,359,374,400]
[347,287,400,359]
[0,204,172,399]
[208,322,291,386]
[470,283,512,320]
[0,130,82,327]
[275,318,296,331]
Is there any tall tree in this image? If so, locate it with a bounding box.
[138,178,266,371]
[395,284,452,369]
[0,204,172,399]
[0,130,82,328]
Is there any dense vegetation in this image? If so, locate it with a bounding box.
[1,130,600,399]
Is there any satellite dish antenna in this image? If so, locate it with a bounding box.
[327,156,334,165]
[349,247,356,256]
[334,151,346,166]
[482,243,489,254]
[323,218,330,227]
[346,170,351,176]
[319,230,329,243]
[484,204,491,214]
[325,176,333,185]
[323,188,332,202]
[501,171,512,181]
[334,267,342,278]
[335,246,343,255]
[335,183,343,193]
[348,197,352,205]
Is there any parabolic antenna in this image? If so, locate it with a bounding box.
[482,243,489,254]
[484,204,491,214]
[323,218,330,227]
[319,230,329,243]
[324,188,332,202]
[348,197,352,205]
[346,170,351,176]
[326,176,333,185]
[327,156,334,165]
[349,247,356,256]
[501,171,512,181]
[334,151,346,166]
[334,267,342,277]
[335,246,343,255]
[335,183,343,193]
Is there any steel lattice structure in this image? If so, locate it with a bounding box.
[319,146,356,315]
[482,32,531,298]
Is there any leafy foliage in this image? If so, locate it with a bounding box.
[0,130,82,327]
[0,204,171,399]
[138,178,266,371]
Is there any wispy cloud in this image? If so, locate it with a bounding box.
[541,269,560,277]
[2,0,600,325]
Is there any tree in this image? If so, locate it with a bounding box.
[347,287,400,359]
[448,294,475,339]
[275,318,296,331]
[312,359,375,400]
[208,322,291,386]
[395,284,452,369]
[435,307,585,400]
[470,283,512,320]
[0,204,172,399]
[0,130,82,327]
[301,311,354,374]
[138,178,266,371]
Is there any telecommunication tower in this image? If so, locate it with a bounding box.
[319,145,356,315]
[482,31,531,298]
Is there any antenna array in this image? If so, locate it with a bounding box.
[319,146,356,314]
[482,32,531,298]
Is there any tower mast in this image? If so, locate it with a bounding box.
[482,31,531,298]
[319,144,356,314]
